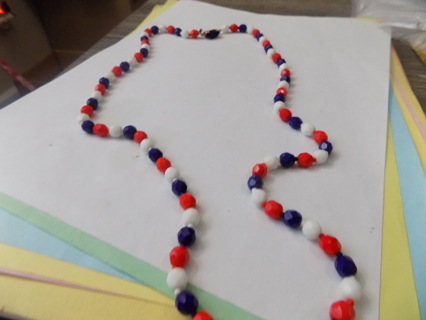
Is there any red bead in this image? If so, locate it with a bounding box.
[329,299,355,320]
[319,235,342,256]
[313,131,328,144]
[297,153,315,168]
[271,53,282,63]
[93,124,109,137]
[276,87,288,96]
[180,193,196,210]
[278,108,292,122]
[144,28,152,37]
[252,29,260,37]
[80,105,94,117]
[252,163,267,178]
[94,84,106,95]
[193,311,214,320]
[263,201,283,220]
[141,39,150,45]
[166,25,175,34]
[156,157,171,173]
[229,24,238,32]
[262,40,270,47]
[169,246,189,268]
[189,30,199,38]
[134,131,148,143]
[111,66,122,77]
[134,52,143,62]
[280,69,291,77]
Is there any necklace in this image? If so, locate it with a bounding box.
[77,23,361,320]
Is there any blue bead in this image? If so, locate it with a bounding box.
[151,25,159,34]
[172,179,188,196]
[148,148,163,163]
[122,125,137,139]
[247,175,263,190]
[140,35,149,41]
[280,75,291,83]
[264,44,273,52]
[175,291,198,315]
[255,33,263,40]
[276,58,286,66]
[335,253,358,277]
[239,24,247,32]
[81,120,94,134]
[274,93,285,103]
[98,77,110,89]
[288,117,303,130]
[178,227,196,247]
[140,48,149,57]
[120,61,130,72]
[205,29,220,39]
[280,152,297,168]
[174,27,182,36]
[86,98,98,110]
[319,141,333,154]
[282,210,302,228]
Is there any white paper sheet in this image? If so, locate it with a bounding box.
[0,1,390,319]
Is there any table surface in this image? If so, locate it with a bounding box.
[69,0,426,113]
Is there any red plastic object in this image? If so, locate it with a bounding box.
[93,124,109,137]
[280,69,291,77]
[263,201,283,219]
[80,105,94,117]
[319,235,342,256]
[276,87,288,96]
[133,131,147,143]
[193,311,214,320]
[166,25,175,34]
[297,153,315,168]
[169,246,189,268]
[144,28,152,37]
[278,109,292,122]
[189,29,199,38]
[229,24,238,32]
[141,39,150,45]
[156,157,171,173]
[252,163,267,178]
[94,84,106,95]
[180,193,196,210]
[252,29,260,37]
[262,40,270,47]
[313,131,328,144]
[134,52,143,62]
[271,53,282,63]
[111,66,122,77]
[329,299,355,320]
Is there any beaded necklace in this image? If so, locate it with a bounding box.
[77,23,361,320]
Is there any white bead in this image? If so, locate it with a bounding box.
[174,289,182,296]
[140,138,153,152]
[279,63,288,71]
[338,276,362,301]
[302,220,322,240]
[263,155,280,170]
[251,188,267,206]
[246,26,254,33]
[301,123,316,136]
[77,113,90,124]
[165,167,179,182]
[258,36,266,44]
[159,25,167,33]
[109,125,123,138]
[167,268,188,292]
[313,150,328,164]
[266,48,276,58]
[182,208,200,227]
[220,25,229,33]
[91,91,103,101]
[127,57,137,67]
[181,30,189,38]
[141,31,150,38]
[105,71,117,82]
[273,101,286,113]
[141,44,150,51]
[277,81,290,90]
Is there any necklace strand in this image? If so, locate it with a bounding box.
[77,23,361,320]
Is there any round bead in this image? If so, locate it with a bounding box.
[252,163,267,178]
[175,291,198,315]
[271,53,281,63]
[319,235,342,256]
[255,33,263,40]
[165,167,179,182]
[335,254,358,277]
[159,25,167,33]
[105,71,116,82]
[93,124,109,137]
[134,131,148,143]
[282,210,302,228]
[167,268,188,292]
[329,299,356,320]
[313,150,328,164]
[169,246,189,268]
[301,123,315,136]
[119,61,130,72]
[134,52,143,62]
[148,148,163,163]
[263,155,280,170]
[109,125,123,138]
[276,58,286,66]
[174,27,182,36]
[276,87,288,96]
[280,68,291,76]
[123,125,137,139]
[166,25,175,34]
[238,24,247,32]
[288,117,303,130]
[251,188,267,206]
[80,105,94,117]
[338,276,362,301]
[172,179,187,196]
[229,24,238,32]
[280,152,296,168]
[98,77,110,89]
[178,227,196,247]
[280,75,291,83]
[189,29,199,38]
[111,66,122,77]
[77,113,90,124]
[141,43,150,51]
[81,120,94,134]
[220,25,229,33]
[264,201,283,220]
[180,193,196,210]
[193,311,214,320]
[252,29,260,37]
[144,28,152,37]
[182,208,200,227]
[274,93,285,103]
[297,153,315,168]
[86,98,99,110]
[313,130,328,144]
[277,81,290,90]
[246,26,254,33]
[140,138,153,151]
[151,25,159,34]
[273,101,286,113]
[264,44,273,53]
[278,108,292,122]
[262,40,270,47]
[266,48,276,58]
[319,141,333,154]
[181,30,189,38]
[127,56,138,67]
[156,157,171,173]
[259,36,266,44]
[279,63,288,71]
[302,220,322,240]
[140,48,149,58]
[247,174,263,190]
[90,91,103,101]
